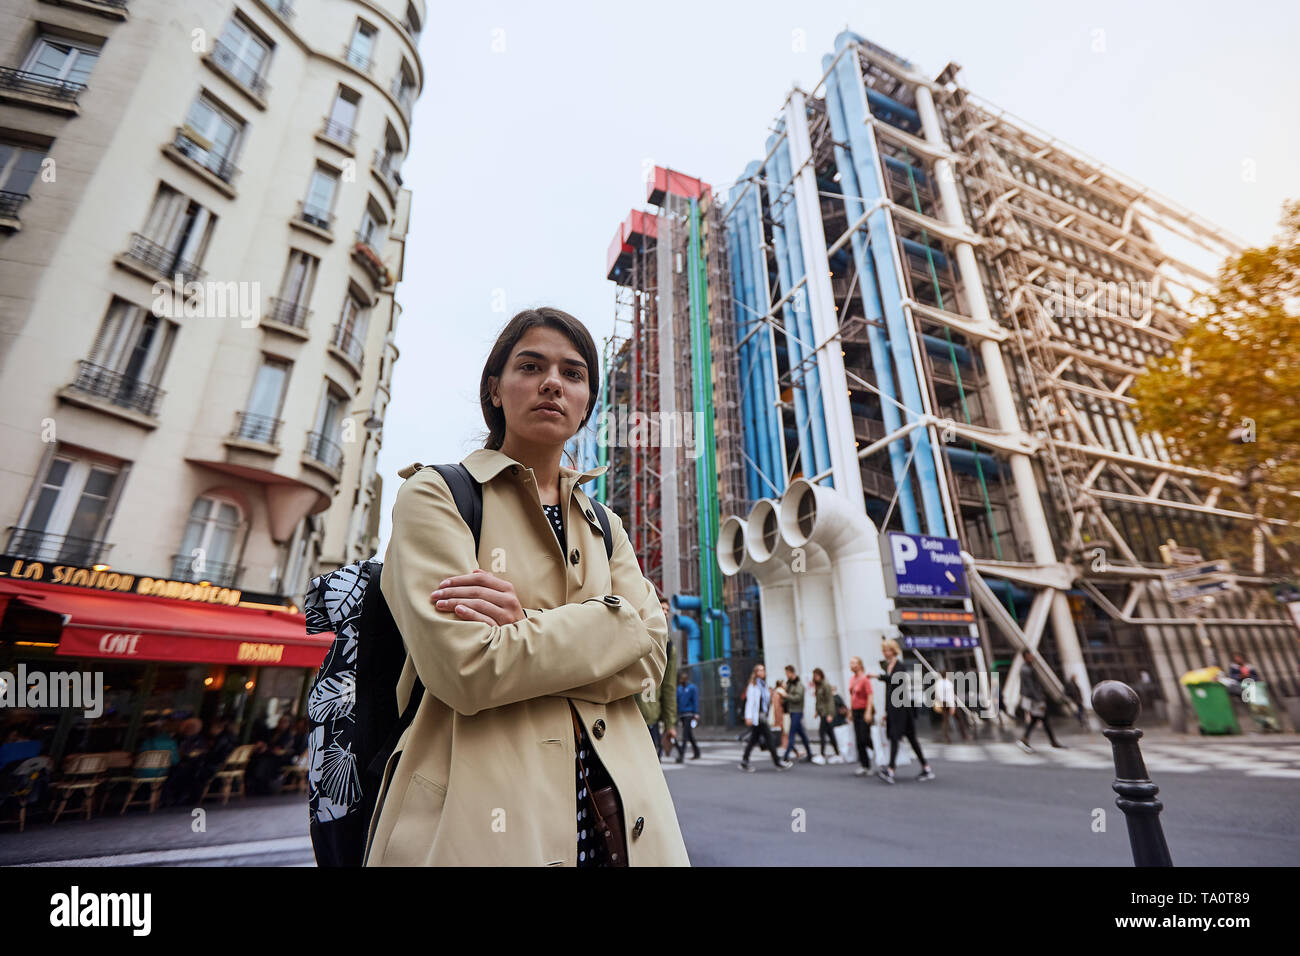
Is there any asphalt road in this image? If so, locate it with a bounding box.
[3,734,1296,866]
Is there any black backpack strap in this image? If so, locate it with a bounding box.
[592,500,614,562]
[367,463,484,778]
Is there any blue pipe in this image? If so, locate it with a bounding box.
[900,237,951,272]
[764,130,833,482]
[945,446,1003,478]
[883,155,927,185]
[830,38,948,535]
[670,612,701,666]
[864,86,921,131]
[725,194,763,501]
[822,50,920,532]
[742,162,786,496]
[922,334,973,367]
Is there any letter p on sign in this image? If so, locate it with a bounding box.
[891,535,918,573]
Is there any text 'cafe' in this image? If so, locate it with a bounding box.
[0,556,330,764]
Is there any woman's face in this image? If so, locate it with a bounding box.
[489,325,590,449]
[883,645,897,663]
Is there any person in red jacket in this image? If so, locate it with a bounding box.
[848,656,876,775]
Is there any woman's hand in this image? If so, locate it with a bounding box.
[430,569,525,626]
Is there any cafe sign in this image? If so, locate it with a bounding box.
[2,557,243,606]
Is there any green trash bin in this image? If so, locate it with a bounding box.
[1184,681,1240,735]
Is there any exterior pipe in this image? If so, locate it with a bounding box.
[726,194,763,500]
[822,55,921,532]
[671,594,703,664]
[780,479,895,692]
[720,510,800,678]
[742,161,787,495]
[911,80,1091,703]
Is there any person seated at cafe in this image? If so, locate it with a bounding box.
[194,717,238,797]
[135,722,179,780]
[163,717,207,806]
[290,717,309,760]
[247,715,295,795]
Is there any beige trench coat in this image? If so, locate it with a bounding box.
[364,447,691,866]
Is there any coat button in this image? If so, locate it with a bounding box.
[602,594,621,608]
[569,548,580,565]
[633,816,645,838]
[592,719,605,739]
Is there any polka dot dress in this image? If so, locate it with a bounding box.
[542,501,618,868]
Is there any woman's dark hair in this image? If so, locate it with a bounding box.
[812,667,826,684]
[479,307,601,452]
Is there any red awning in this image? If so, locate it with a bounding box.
[0,579,328,668]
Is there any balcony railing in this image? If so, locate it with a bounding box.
[121,232,206,285]
[295,200,334,232]
[230,410,282,446]
[0,189,30,221]
[372,150,403,192]
[265,296,312,330]
[330,323,364,367]
[171,126,241,184]
[274,0,294,19]
[209,39,270,97]
[0,67,86,104]
[304,430,344,472]
[390,76,415,116]
[342,44,373,74]
[68,360,166,417]
[319,116,356,148]
[170,553,243,588]
[6,527,112,565]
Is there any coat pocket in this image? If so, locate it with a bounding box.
[384,771,448,866]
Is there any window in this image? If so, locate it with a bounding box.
[392,63,415,115]
[21,35,101,88]
[307,386,347,470]
[178,94,244,181]
[175,495,243,585]
[277,249,319,308]
[70,297,176,415]
[238,357,291,442]
[402,4,422,39]
[357,200,387,249]
[333,290,369,364]
[345,22,377,71]
[0,142,45,216]
[323,87,360,145]
[213,16,271,92]
[302,166,338,227]
[131,183,215,279]
[11,454,121,563]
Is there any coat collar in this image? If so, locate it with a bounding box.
[460,447,607,488]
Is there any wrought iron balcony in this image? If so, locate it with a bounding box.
[209,39,270,97]
[0,66,86,104]
[6,527,112,565]
[171,126,241,184]
[265,297,312,330]
[372,150,403,192]
[330,323,364,367]
[342,44,373,74]
[120,232,206,285]
[169,553,243,588]
[295,200,334,232]
[0,189,30,221]
[304,430,344,472]
[230,410,282,446]
[319,116,356,148]
[68,360,165,417]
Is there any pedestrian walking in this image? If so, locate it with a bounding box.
[739,665,793,772]
[772,679,789,755]
[637,598,678,761]
[848,656,876,774]
[1065,674,1086,727]
[367,307,689,865]
[877,639,934,783]
[935,674,969,743]
[782,666,813,762]
[811,668,842,764]
[674,670,701,762]
[1017,651,1063,753]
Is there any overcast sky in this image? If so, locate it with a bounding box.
[373,0,1299,552]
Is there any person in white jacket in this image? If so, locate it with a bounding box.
[738,664,794,772]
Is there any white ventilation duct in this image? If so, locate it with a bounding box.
[746,497,837,682]
[780,478,895,693]
[720,507,799,680]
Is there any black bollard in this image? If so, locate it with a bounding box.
[1092,679,1173,867]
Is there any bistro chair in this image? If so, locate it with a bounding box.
[50,753,110,824]
[118,751,175,814]
[282,752,310,794]
[95,750,135,813]
[198,744,255,805]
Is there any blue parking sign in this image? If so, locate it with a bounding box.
[880,531,969,599]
